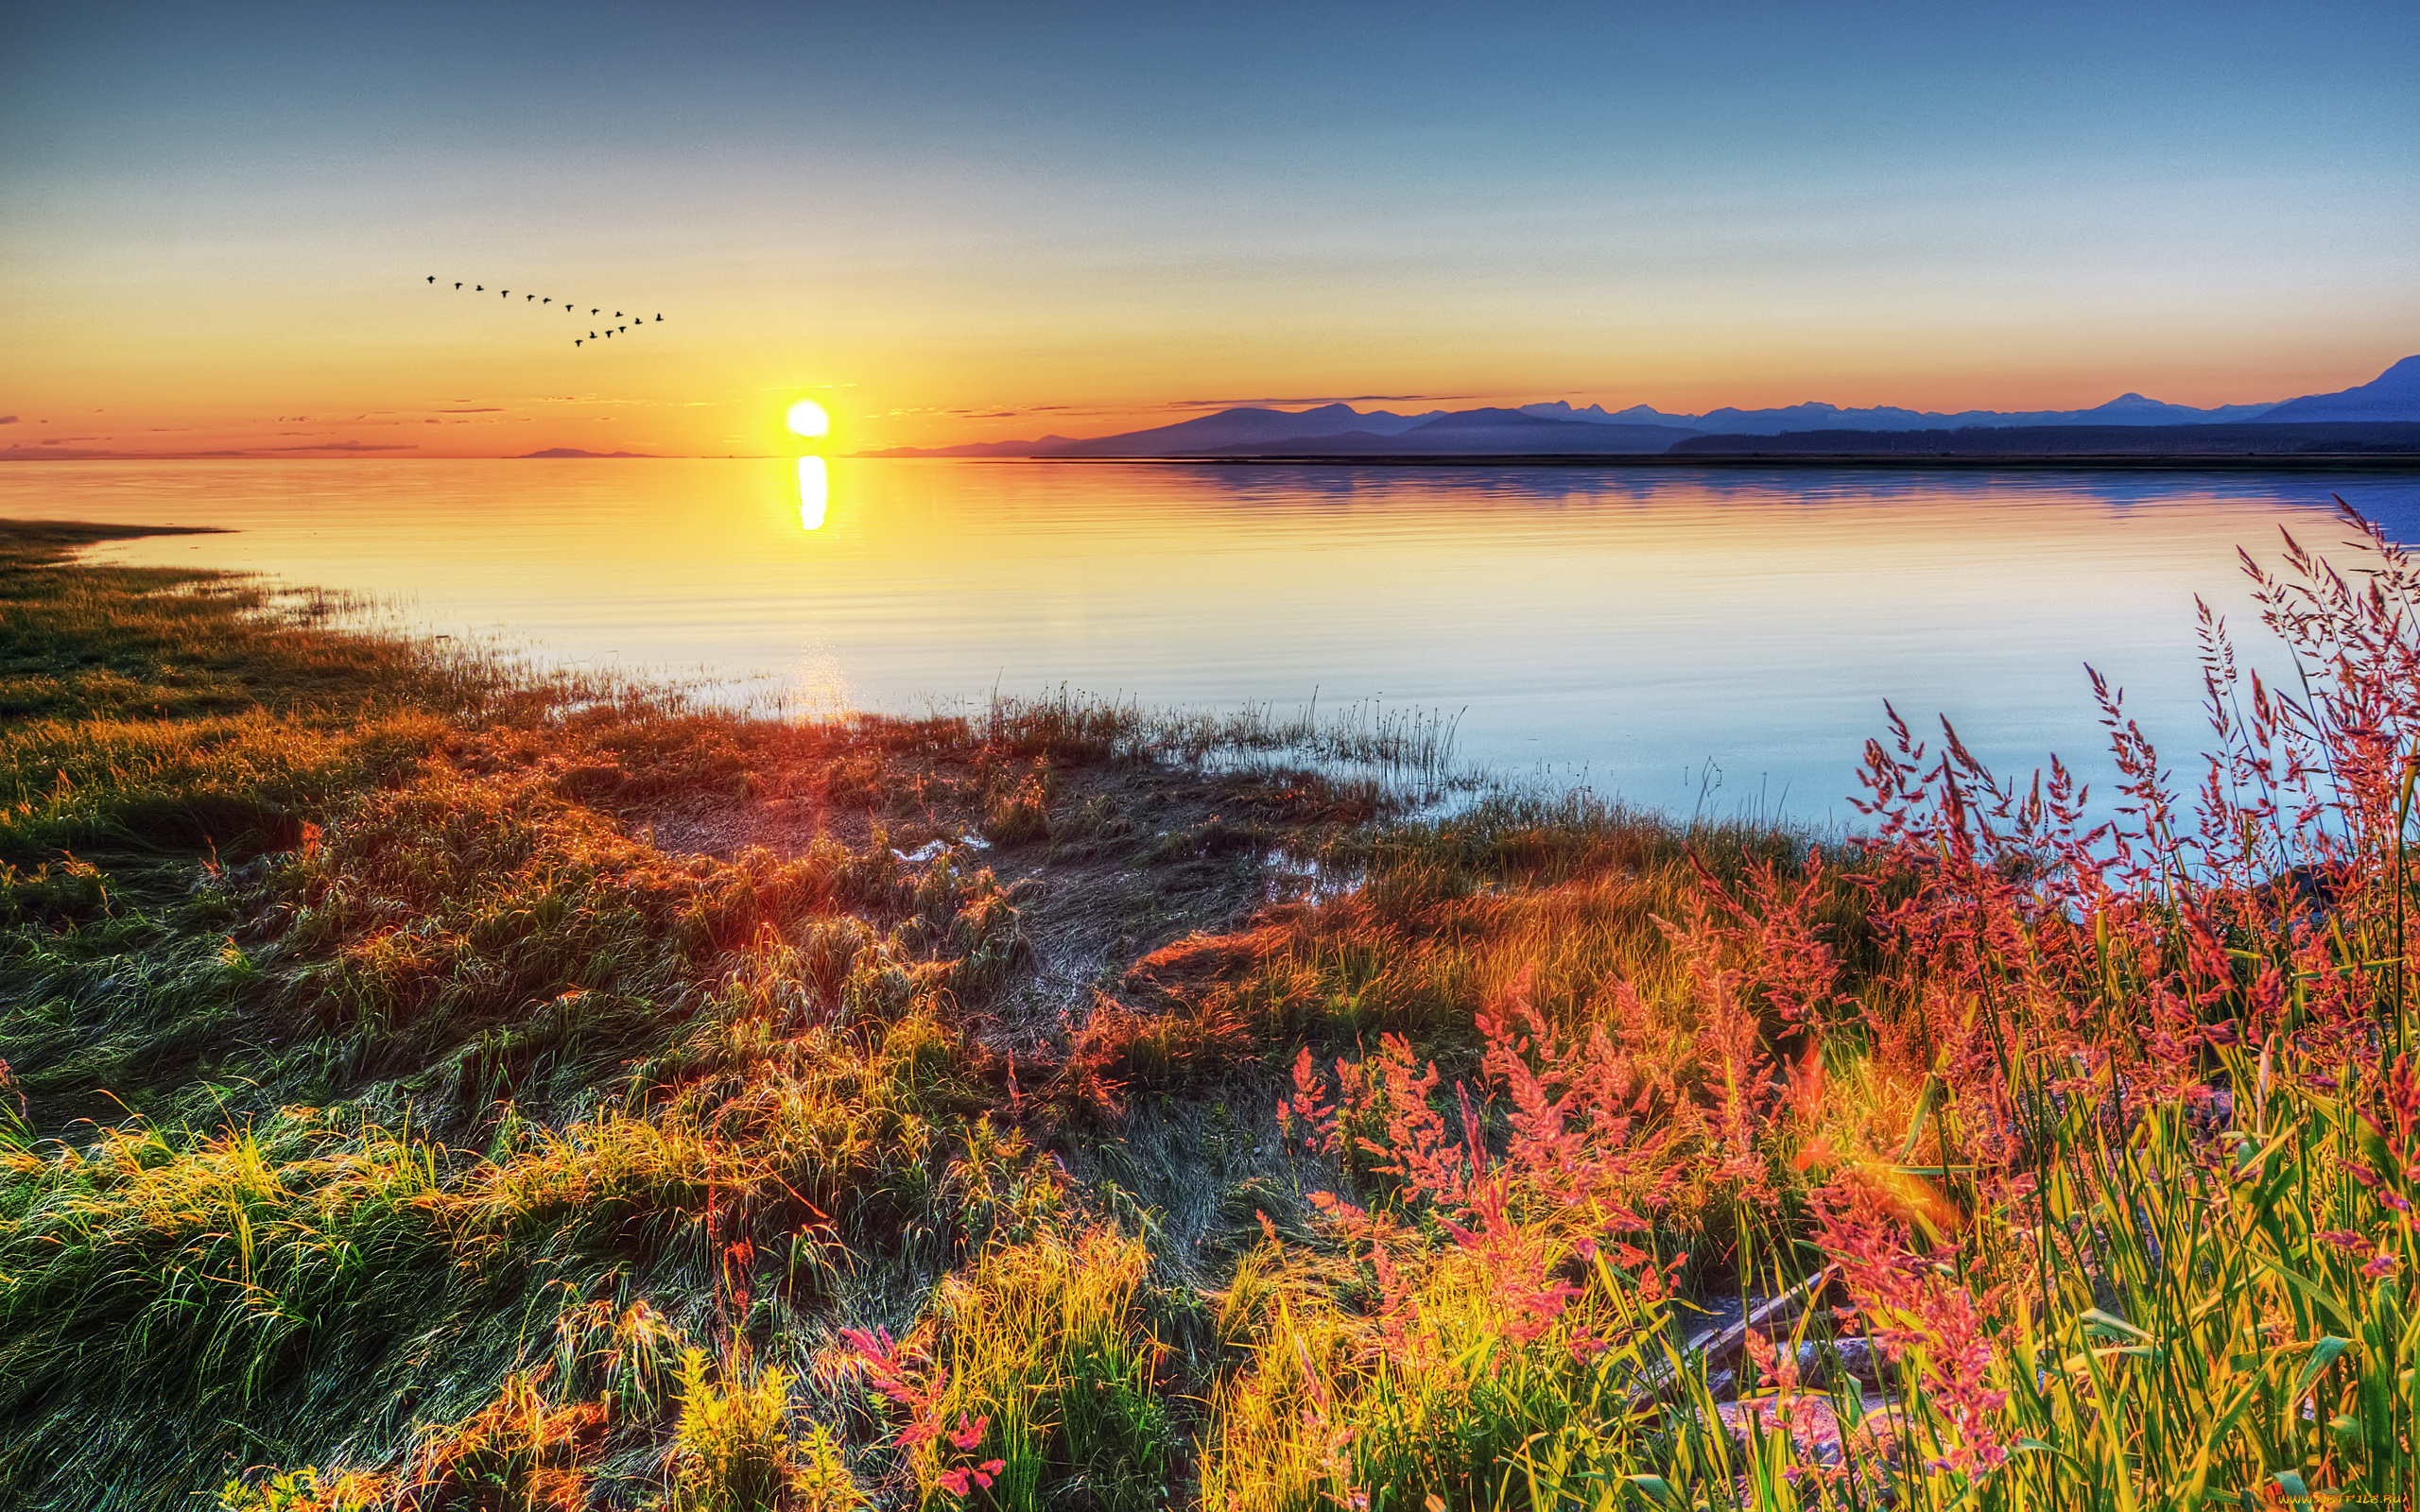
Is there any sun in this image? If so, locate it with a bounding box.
[786,400,830,438]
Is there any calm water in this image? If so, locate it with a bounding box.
[10,457,2420,825]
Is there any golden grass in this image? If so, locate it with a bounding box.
[7,511,2414,1509]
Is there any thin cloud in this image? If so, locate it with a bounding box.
[0,416,16,425]
[434,406,504,414]
[1167,393,1477,409]
[265,440,421,452]
[913,403,1122,419]
[2,445,251,460]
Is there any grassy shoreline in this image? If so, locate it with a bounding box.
[1,516,2412,1509]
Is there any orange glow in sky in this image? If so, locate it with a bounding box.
[2,6,2412,460]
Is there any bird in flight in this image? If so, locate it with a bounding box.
[428,278,665,351]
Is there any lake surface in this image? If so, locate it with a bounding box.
[10,457,2420,826]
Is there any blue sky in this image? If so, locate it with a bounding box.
[4,1,2414,452]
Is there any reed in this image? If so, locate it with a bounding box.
[8,508,2415,1509]
[1188,503,2419,1509]
[981,684,1470,789]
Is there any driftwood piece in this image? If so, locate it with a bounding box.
[1646,1264,1838,1406]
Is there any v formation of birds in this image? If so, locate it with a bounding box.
[426,276,664,349]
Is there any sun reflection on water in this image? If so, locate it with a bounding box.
[32,457,2416,825]
[798,455,827,530]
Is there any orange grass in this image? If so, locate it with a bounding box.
[11,511,2417,1509]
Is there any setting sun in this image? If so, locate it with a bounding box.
[786,400,830,438]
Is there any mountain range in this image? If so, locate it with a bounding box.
[865,355,2420,458]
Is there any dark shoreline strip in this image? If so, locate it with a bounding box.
[981,453,2420,473]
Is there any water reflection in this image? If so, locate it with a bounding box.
[798,455,827,531]
[28,457,2420,824]
[1158,459,2420,525]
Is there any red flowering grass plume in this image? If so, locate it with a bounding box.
[1847,711,2054,1096]
[1282,1033,1457,1208]
[1813,1182,2010,1481]
[934,1459,1006,1499]
[1289,966,1685,1244]
[1326,988,1740,1409]
[1651,901,1779,1195]
[1356,1224,1449,1373]
[932,1415,1006,1501]
[2378,1052,2420,1167]
[1475,964,1678,1226]
[1283,968,1699,1371]
[1841,670,2312,1143]
[1685,850,1852,1035]
[834,1328,1010,1503]
[836,1325,949,1450]
[2352,1053,2420,1245]
[2238,510,2420,855]
[1442,1170,1584,1348]
[1742,1324,1812,1443]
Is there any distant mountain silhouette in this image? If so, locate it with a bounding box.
[1519,394,2277,435]
[855,356,2420,458]
[2256,357,2420,424]
[1041,404,1436,457]
[1669,421,2420,457]
[862,436,1077,457]
[514,448,657,458]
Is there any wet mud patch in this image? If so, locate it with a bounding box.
[620,728,1374,1067]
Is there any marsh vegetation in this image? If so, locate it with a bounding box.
[0,512,2411,1509]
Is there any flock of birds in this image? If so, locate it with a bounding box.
[426,276,665,349]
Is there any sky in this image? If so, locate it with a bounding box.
[3,0,2415,457]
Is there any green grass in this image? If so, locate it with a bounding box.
[5,511,2409,1510]
[0,518,1445,1506]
